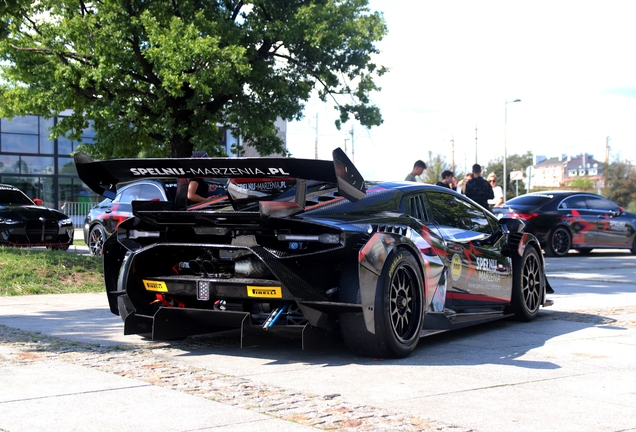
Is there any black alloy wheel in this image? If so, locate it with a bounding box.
[548,226,571,257]
[339,251,424,358]
[387,259,421,345]
[511,246,542,321]
[88,225,106,257]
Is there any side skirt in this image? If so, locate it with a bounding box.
[423,310,514,333]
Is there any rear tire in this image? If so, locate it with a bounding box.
[88,224,106,257]
[631,236,636,255]
[511,246,542,321]
[547,226,571,257]
[339,250,424,358]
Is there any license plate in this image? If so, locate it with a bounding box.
[247,286,282,298]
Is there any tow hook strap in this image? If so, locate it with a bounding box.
[150,293,185,308]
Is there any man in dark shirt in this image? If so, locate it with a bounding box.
[465,164,493,209]
[436,170,455,189]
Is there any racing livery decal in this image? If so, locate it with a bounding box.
[451,254,462,281]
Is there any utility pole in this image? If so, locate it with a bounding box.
[475,124,478,164]
[605,136,610,163]
[451,136,455,172]
[314,112,319,159]
[350,125,355,163]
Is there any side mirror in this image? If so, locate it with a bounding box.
[498,217,525,234]
[33,198,43,206]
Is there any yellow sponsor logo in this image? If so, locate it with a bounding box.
[247,286,282,298]
[388,253,403,278]
[451,254,462,281]
[143,280,168,292]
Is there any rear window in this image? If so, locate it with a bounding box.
[506,194,554,207]
[0,187,33,205]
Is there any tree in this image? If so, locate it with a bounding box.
[602,161,636,211]
[0,0,387,158]
[569,177,595,189]
[485,151,533,200]
[422,153,451,185]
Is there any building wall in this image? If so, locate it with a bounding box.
[530,154,603,189]
[531,163,565,188]
[241,118,287,157]
[0,115,96,209]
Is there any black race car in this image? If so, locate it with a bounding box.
[0,184,74,250]
[494,191,636,257]
[74,149,553,358]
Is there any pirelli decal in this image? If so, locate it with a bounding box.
[247,286,282,298]
[143,280,168,292]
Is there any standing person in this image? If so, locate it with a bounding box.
[487,173,504,208]
[464,164,493,209]
[436,170,454,189]
[405,160,426,182]
[456,173,473,193]
[187,151,217,205]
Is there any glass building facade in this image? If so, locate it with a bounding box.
[0,114,286,210]
[0,114,97,209]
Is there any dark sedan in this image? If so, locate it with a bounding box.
[494,191,636,257]
[83,179,179,256]
[0,184,74,250]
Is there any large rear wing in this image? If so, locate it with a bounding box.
[73,148,366,205]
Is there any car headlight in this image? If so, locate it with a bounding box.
[58,218,73,227]
[0,218,20,225]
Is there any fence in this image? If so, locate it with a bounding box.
[61,201,97,229]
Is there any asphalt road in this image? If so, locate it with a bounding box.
[1,249,635,431]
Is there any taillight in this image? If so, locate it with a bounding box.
[507,212,537,221]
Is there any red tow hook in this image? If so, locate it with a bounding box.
[150,293,185,308]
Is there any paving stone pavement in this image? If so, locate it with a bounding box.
[0,325,468,432]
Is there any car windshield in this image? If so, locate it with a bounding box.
[0,188,34,205]
[506,194,554,207]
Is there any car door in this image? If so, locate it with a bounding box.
[426,191,512,310]
[558,195,598,247]
[586,195,633,247]
[103,184,141,234]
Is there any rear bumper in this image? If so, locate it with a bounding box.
[116,294,332,349]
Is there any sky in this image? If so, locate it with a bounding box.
[285,0,636,181]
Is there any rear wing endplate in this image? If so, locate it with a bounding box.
[74,148,366,204]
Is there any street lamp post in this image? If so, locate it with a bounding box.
[504,99,521,204]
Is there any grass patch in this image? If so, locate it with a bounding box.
[0,247,104,296]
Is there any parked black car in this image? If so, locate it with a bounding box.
[493,191,636,257]
[74,149,553,359]
[83,179,179,256]
[0,183,74,250]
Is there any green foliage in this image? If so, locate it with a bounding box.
[423,153,452,185]
[569,177,596,189]
[485,151,532,200]
[602,160,636,209]
[0,247,104,296]
[0,0,387,158]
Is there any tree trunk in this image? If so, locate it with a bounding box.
[170,135,194,158]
